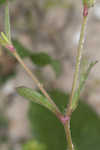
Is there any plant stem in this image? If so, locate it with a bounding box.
[67,15,88,116]
[64,120,74,150]
[3,0,63,121]
[5,0,11,41]
[13,51,62,117]
[64,13,88,150]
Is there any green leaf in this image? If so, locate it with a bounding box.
[0,113,8,142]
[0,0,6,5]
[5,1,11,41]
[51,60,61,77]
[29,90,68,150]
[30,52,52,67]
[22,140,46,150]
[12,40,32,58]
[1,32,10,44]
[16,86,56,113]
[12,40,61,76]
[0,36,6,46]
[71,61,98,111]
[29,89,100,150]
[30,52,61,76]
[0,72,15,85]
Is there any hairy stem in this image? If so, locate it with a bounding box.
[13,51,62,117]
[67,15,88,116]
[5,0,11,41]
[2,0,63,121]
[64,12,88,150]
[64,121,74,150]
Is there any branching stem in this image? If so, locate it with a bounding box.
[13,51,62,117]
[67,15,88,116]
[64,11,88,150]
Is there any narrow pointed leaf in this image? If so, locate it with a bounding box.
[16,86,56,113]
[71,61,98,111]
[1,32,10,44]
[0,37,6,46]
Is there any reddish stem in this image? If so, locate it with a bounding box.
[6,44,15,52]
[57,114,70,125]
[83,5,88,17]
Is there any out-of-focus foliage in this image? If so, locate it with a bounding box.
[29,90,100,150]
[12,40,31,58]
[44,0,69,9]
[0,0,14,5]
[13,40,61,76]
[0,114,8,142]
[22,140,46,150]
[0,51,16,85]
[0,72,15,85]
[0,39,61,85]
[50,60,61,77]
[0,0,6,5]
[30,53,61,76]
[30,53,52,67]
